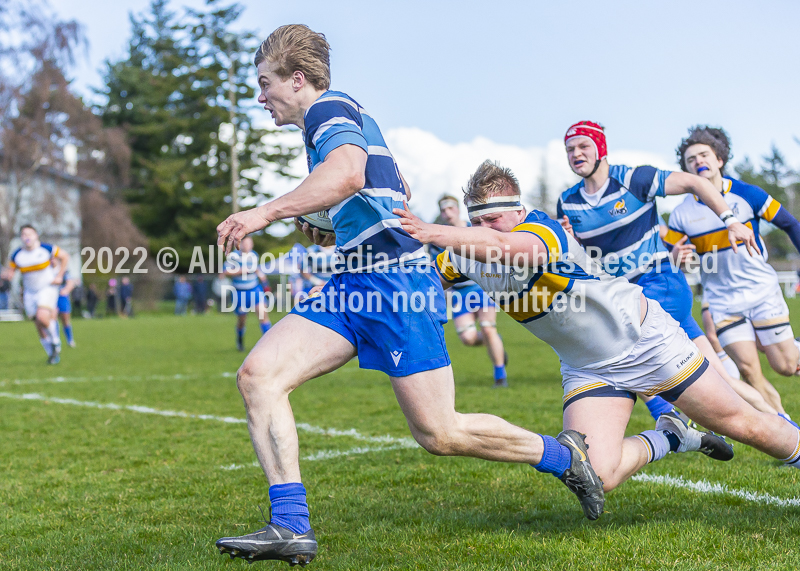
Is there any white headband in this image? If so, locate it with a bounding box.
[466,194,523,217]
[438,198,460,210]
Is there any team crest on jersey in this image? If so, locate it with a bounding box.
[731,203,740,217]
[568,215,582,224]
[609,199,628,216]
[306,154,313,171]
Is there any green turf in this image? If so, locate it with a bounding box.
[2,301,800,570]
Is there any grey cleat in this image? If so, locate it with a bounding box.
[555,429,605,520]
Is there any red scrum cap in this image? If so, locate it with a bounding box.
[564,121,607,162]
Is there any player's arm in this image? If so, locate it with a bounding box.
[395,204,549,267]
[52,248,69,285]
[399,172,411,201]
[763,203,800,254]
[60,277,77,296]
[664,172,758,256]
[218,145,367,252]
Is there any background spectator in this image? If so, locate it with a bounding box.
[86,283,99,318]
[120,276,133,317]
[0,273,10,310]
[174,276,192,315]
[107,278,118,316]
[193,275,208,314]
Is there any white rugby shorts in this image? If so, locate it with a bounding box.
[561,299,708,409]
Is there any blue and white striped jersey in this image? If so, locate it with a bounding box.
[556,164,671,280]
[303,91,425,272]
[224,250,260,290]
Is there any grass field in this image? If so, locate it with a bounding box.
[2,301,800,570]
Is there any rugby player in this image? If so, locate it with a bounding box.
[57,270,78,347]
[666,126,800,415]
[396,160,800,503]
[222,236,272,352]
[213,25,604,566]
[431,194,508,387]
[556,122,774,415]
[5,225,68,364]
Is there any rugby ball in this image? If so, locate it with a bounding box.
[296,211,335,235]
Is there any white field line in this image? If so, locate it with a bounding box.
[220,442,415,470]
[631,473,800,507]
[0,391,417,448]
[0,365,368,387]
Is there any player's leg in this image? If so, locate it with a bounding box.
[235,312,247,351]
[761,338,799,376]
[562,395,645,491]
[692,334,776,414]
[476,305,507,387]
[256,292,272,336]
[390,366,604,519]
[58,292,76,347]
[701,305,740,379]
[35,305,60,363]
[237,314,356,483]
[216,314,356,564]
[724,339,785,414]
[671,366,800,463]
[453,310,481,346]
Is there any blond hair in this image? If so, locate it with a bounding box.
[463,160,521,206]
[254,24,331,91]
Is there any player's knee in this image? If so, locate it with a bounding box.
[415,431,457,456]
[736,361,763,383]
[771,357,796,377]
[236,361,277,402]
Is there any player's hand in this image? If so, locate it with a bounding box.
[307,284,325,297]
[217,207,271,254]
[294,219,335,246]
[669,235,697,267]
[559,215,574,237]
[393,202,434,243]
[727,221,760,256]
[52,276,63,286]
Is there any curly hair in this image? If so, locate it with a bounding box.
[676,125,732,173]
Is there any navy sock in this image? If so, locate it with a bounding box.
[494,365,506,381]
[663,431,680,452]
[531,434,572,478]
[645,396,674,421]
[237,327,245,343]
[260,322,271,335]
[269,483,311,534]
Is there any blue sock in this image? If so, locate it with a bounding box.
[531,434,572,477]
[64,325,74,344]
[260,322,271,335]
[645,396,674,421]
[237,327,245,343]
[269,483,310,534]
[779,413,799,430]
[494,365,506,381]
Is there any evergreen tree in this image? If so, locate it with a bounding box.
[99,0,300,269]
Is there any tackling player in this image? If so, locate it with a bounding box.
[431,195,508,387]
[214,25,604,566]
[666,126,800,415]
[222,236,272,352]
[5,225,69,364]
[396,160,800,507]
[557,122,774,415]
[57,270,78,347]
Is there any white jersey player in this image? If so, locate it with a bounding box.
[667,126,800,415]
[5,225,69,364]
[395,160,800,513]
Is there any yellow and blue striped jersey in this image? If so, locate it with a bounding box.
[435,210,645,368]
[665,177,782,314]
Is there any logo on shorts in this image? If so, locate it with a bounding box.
[609,199,628,216]
[390,351,402,366]
[677,351,696,368]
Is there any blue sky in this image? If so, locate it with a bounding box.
[51,0,800,168]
